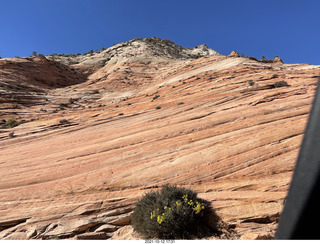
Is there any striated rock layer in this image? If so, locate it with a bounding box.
[0,38,319,239]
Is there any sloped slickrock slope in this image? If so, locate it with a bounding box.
[0,38,319,239]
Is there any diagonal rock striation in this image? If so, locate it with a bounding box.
[0,38,319,239]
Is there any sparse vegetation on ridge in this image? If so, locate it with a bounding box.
[43,36,221,64]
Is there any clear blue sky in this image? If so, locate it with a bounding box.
[1,0,319,64]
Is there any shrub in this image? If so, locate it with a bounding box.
[273,80,289,88]
[248,80,255,86]
[152,94,160,102]
[92,90,100,94]
[1,119,18,129]
[59,119,69,124]
[131,185,220,239]
[59,103,68,110]
[5,118,18,128]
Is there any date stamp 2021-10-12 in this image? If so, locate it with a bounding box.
[145,240,175,244]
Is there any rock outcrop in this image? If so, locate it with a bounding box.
[228,50,240,57]
[274,56,284,64]
[0,38,319,240]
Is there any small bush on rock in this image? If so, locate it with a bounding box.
[273,80,289,88]
[1,118,19,128]
[248,80,255,86]
[59,119,69,124]
[131,185,221,239]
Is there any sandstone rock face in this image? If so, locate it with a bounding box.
[0,38,319,240]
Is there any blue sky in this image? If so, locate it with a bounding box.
[1,0,319,64]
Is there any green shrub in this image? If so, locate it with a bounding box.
[59,103,68,110]
[131,185,220,239]
[248,80,255,86]
[152,94,160,102]
[273,80,289,88]
[59,119,69,124]
[4,118,18,128]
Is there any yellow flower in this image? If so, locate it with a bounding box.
[193,202,204,214]
[157,215,165,224]
[175,200,182,207]
[182,194,188,202]
[150,210,156,219]
[188,200,194,206]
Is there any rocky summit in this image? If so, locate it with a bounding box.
[0,37,319,240]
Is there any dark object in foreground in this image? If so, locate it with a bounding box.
[276,79,320,239]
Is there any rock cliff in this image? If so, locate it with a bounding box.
[0,38,319,239]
